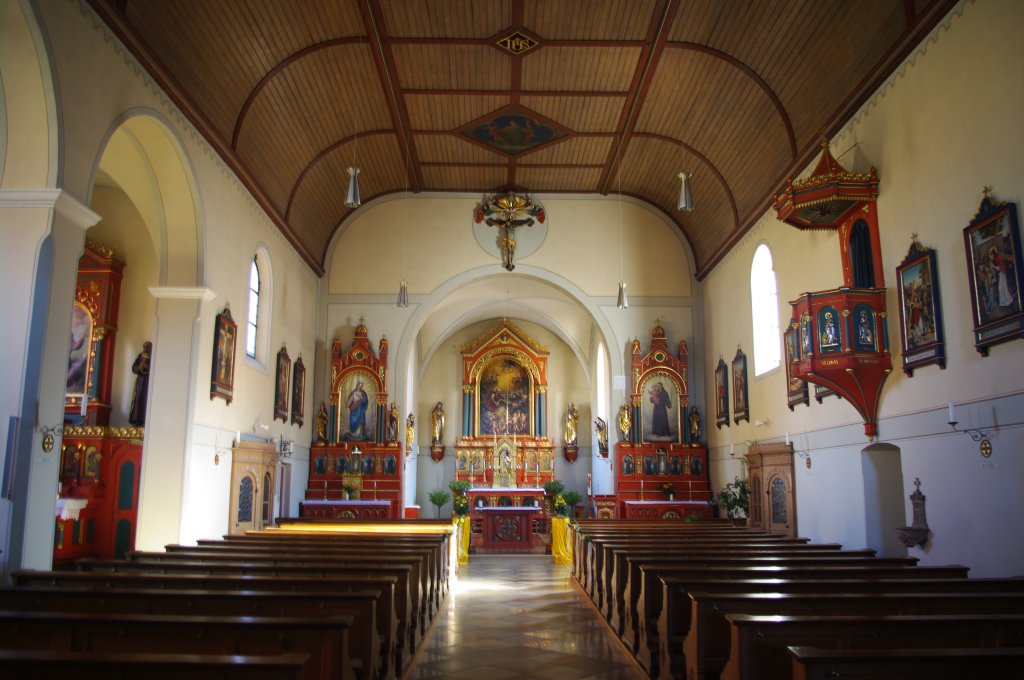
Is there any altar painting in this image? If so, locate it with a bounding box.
[66,302,93,398]
[640,373,680,443]
[478,357,532,436]
[337,370,376,441]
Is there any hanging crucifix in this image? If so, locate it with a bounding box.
[474,191,546,271]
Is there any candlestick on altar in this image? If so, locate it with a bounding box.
[373,479,378,500]
[689,479,693,501]
[323,478,328,500]
[640,478,644,501]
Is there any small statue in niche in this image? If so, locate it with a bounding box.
[689,406,702,444]
[315,403,328,442]
[129,342,152,427]
[405,412,415,453]
[564,402,579,445]
[594,417,608,455]
[387,402,400,442]
[431,402,445,445]
[617,403,632,442]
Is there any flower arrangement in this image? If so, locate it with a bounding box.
[553,494,569,517]
[452,494,470,517]
[661,482,674,496]
[343,482,358,499]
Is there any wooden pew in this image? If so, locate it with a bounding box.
[184,537,445,615]
[721,613,1024,680]
[136,547,433,637]
[787,645,1024,680]
[0,586,389,680]
[655,576,1024,680]
[687,590,1024,680]
[18,569,408,675]
[0,650,310,680]
[81,555,422,655]
[224,531,451,604]
[631,564,971,678]
[0,609,353,680]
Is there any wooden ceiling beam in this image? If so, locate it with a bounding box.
[599,0,678,195]
[365,0,422,193]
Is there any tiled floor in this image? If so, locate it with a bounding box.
[404,555,644,679]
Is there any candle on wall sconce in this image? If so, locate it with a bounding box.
[730,443,734,456]
[948,402,956,424]
[785,432,790,445]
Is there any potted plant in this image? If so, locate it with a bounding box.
[717,476,749,526]
[543,480,565,514]
[428,489,451,518]
[661,482,674,501]
[449,479,472,496]
[562,490,583,519]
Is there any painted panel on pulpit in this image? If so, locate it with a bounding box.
[338,370,376,441]
[478,357,532,436]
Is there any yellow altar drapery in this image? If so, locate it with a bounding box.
[550,516,573,565]
[455,515,471,565]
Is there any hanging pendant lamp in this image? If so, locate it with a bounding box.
[616,280,629,309]
[397,279,409,307]
[345,167,361,208]
[677,172,693,212]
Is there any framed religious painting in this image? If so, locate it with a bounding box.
[210,305,237,404]
[963,193,1024,355]
[65,301,95,417]
[290,356,305,426]
[640,372,682,443]
[896,236,945,376]
[274,346,290,422]
[731,348,749,425]
[714,357,729,429]
[784,323,808,409]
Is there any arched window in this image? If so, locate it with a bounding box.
[245,248,273,366]
[246,256,260,357]
[750,244,781,376]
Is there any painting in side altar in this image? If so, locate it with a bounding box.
[478,357,532,436]
[337,369,376,441]
[640,373,680,443]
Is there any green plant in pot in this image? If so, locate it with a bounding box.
[428,489,451,518]
[562,490,583,518]
[449,479,472,496]
[543,479,565,497]
[717,476,749,524]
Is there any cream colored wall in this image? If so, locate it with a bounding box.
[328,195,692,298]
[702,0,1024,576]
[87,186,158,425]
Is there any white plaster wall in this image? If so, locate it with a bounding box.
[702,0,1024,577]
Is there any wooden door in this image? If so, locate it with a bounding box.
[110,451,141,559]
[231,473,258,534]
[766,471,795,536]
[745,443,796,538]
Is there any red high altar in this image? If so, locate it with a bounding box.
[302,321,402,519]
[613,322,712,520]
[56,241,144,566]
[453,320,556,493]
[774,141,892,438]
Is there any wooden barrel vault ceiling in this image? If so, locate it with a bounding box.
[91,0,957,278]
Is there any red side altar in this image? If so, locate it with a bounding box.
[613,323,713,520]
[301,321,402,519]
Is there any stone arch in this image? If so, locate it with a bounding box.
[0,0,60,189]
[89,110,203,288]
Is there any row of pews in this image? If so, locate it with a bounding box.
[3,521,455,680]
[571,519,1024,680]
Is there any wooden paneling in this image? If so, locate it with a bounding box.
[524,0,658,41]
[96,0,958,276]
[521,46,641,91]
[391,44,510,90]
[406,95,510,130]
